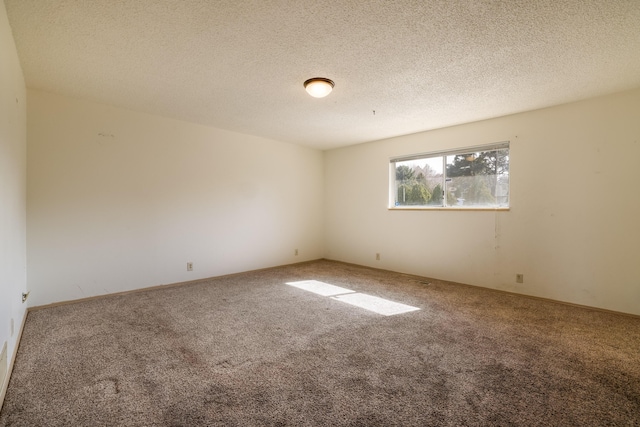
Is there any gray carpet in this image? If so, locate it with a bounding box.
[1,260,639,426]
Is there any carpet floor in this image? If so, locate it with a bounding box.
[1,260,639,426]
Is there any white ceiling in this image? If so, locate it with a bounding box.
[5,0,640,150]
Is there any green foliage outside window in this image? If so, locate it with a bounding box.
[392,143,509,208]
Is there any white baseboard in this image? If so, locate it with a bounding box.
[0,308,28,414]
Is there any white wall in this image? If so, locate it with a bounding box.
[27,90,324,306]
[0,0,27,403]
[325,89,640,316]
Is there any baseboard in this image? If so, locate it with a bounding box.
[29,259,324,311]
[0,308,28,414]
[29,257,640,318]
[322,258,640,319]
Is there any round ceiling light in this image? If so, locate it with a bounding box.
[304,77,334,98]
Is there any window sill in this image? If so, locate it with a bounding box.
[388,206,510,211]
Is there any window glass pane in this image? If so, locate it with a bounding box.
[445,148,509,207]
[391,143,509,209]
[394,157,444,206]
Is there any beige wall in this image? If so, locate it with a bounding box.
[27,90,324,306]
[324,89,640,315]
[0,1,27,403]
[29,88,640,315]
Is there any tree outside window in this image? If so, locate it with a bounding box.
[391,143,509,209]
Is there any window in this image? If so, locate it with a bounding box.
[390,142,509,209]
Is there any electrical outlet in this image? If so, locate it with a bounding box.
[295,249,299,256]
[376,253,380,261]
[187,262,193,271]
[516,274,524,283]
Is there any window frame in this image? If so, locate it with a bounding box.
[389,142,510,210]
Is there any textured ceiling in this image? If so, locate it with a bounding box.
[5,0,640,149]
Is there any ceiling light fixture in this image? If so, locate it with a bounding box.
[304,77,334,98]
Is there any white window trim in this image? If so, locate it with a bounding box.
[389,142,510,210]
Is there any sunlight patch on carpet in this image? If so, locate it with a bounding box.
[331,293,420,316]
[285,280,419,316]
[285,280,355,296]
